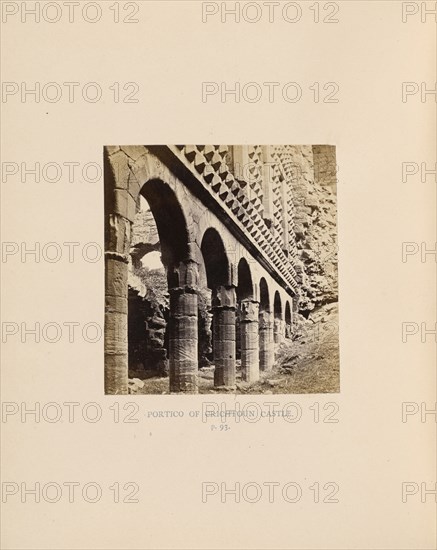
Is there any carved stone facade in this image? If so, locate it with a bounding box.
[104,145,338,394]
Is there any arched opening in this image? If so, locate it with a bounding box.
[140,179,189,278]
[127,182,196,393]
[128,195,169,380]
[237,258,253,301]
[201,228,229,289]
[259,278,270,313]
[274,291,282,319]
[259,278,274,372]
[201,228,235,387]
[273,291,283,346]
[285,300,292,339]
[236,258,254,360]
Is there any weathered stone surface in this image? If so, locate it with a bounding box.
[106,295,127,315]
[106,258,128,298]
[274,319,285,345]
[240,299,259,323]
[168,288,198,393]
[105,354,128,395]
[213,306,236,387]
[259,311,274,372]
[108,150,130,190]
[112,189,136,221]
[240,299,259,382]
[120,145,147,161]
[106,214,131,257]
[105,311,127,355]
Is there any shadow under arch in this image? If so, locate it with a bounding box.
[200,227,230,289]
[237,257,254,301]
[259,277,270,312]
[285,300,292,339]
[274,291,282,319]
[273,291,283,346]
[201,228,236,387]
[259,277,274,372]
[140,179,190,275]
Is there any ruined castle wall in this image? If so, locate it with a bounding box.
[287,146,338,314]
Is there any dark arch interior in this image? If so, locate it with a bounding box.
[237,258,253,301]
[200,228,229,289]
[285,301,291,324]
[141,180,189,270]
[274,291,282,319]
[259,278,270,312]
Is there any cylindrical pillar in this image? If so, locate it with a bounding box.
[212,286,236,387]
[169,287,198,393]
[285,323,292,339]
[274,318,284,346]
[240,299,260,383]
[259,310,274,371]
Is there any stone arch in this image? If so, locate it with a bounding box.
[274,291,282,319]
[200,227,230,288]
[273,290,283,347]
[259,278,270,313]
[140,179,190,280]
[285,300,292,339]
[237,257,254,301]
[285,300,291,323]
[137,180,199,394]
[128,181,193,389]
[128,197,168,381]
[200,228,236,387]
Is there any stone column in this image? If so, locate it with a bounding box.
[240,299,260,382]
[259,310,274,371]
[274,318,284,346]
[285,323,292,339]
[168,261,199,393]
[212,286,236,387]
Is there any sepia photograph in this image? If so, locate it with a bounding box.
[104,145,339,395]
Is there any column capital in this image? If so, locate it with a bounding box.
[240,299,260,323]
[212,285,237,310]
[168,259,199,291]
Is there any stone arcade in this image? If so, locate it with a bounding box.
[104,145,337,394]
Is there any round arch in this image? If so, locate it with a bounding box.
[273,291,282,319]
[259,278,270,312]
[237,257,254,301]
[285,301,291,325]
[200,227,230,289]
[140,179,190,271]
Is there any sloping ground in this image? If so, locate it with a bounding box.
[135,303,339,395]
